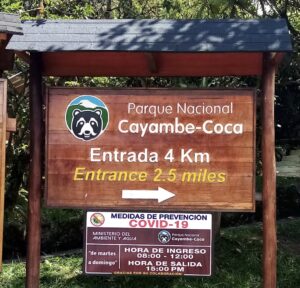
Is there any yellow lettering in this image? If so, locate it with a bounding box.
[217,173,226,182]
[207,172,216,183]
[73,167,86,180]
[73,168,148,182]
[85,171,95,180]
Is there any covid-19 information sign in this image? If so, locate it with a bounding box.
[46,88,255,211]
[85,211,212,276]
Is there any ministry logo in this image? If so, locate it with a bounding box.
[65,95,109,141]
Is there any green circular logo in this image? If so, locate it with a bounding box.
[65,95,109,141]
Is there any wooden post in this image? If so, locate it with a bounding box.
[26,52,43,288]
[262,52,277,288]
[0,79,7,271]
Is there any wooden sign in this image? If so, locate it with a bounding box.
[0,79,7,269]
[46,88,255,211]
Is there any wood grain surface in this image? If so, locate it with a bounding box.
[46,88,256,211]
[0,79,7,270]
[42,52,263,77]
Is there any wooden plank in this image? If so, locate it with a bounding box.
[6,117,16,132]
[46,88,256,211]
[0,37,14,71]
[271,52,284,65]
[262,53,277,288]
[0,33,7,41]
[145,53,158,73]
[0,79,7,271]
[26,53,42,288]
[6,117,16,140]
[42,52,263,77]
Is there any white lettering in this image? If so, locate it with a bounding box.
[203,120,243,134]
[90,148,158,163]
[118,117,195,137]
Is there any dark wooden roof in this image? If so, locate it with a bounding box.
[0,12,22,35]
[7,18,292,52]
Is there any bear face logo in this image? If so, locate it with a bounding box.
[65,95,109,141]
[158,230,171,244]
[71,109,102,141]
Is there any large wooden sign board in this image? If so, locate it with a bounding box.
[46,88,255,211]
[0,79,7,269]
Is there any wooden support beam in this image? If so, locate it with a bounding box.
[0,39,14,71]
[6,117,16,132]
[6,116,16,140]
[0,79,7,271]
[262,52,277,288]
[0,33,7,41]
[270,52,285,65]
[144,53,158,73]
[42,52,263,77]
[26,52,43,288]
